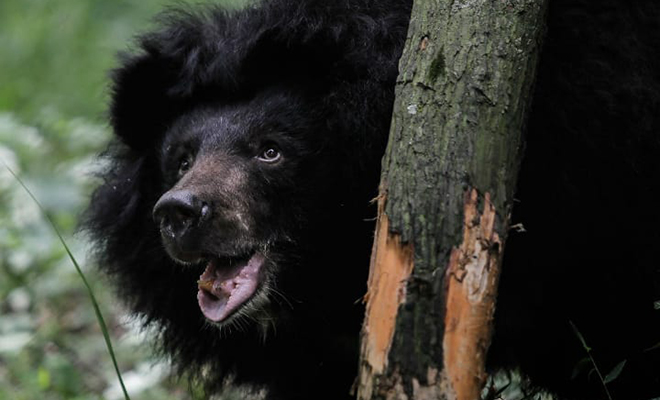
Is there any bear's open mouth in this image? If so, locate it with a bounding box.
[196,252,264,322]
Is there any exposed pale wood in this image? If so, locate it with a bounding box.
[443,189,502,399]
[358,193,414,400]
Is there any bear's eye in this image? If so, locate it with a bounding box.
[177,154,194,177]
[257,147,281,163]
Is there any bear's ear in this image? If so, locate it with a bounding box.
[108,6,247,151]
[109,51,184,151]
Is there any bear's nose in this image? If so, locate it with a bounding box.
[153,190,211,239]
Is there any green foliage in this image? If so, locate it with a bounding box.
[0,0,243,398]
[1,0,161,119]
[6,165,133,399]
[570,321,629,400]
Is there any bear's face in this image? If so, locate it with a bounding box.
[151,91,322,325]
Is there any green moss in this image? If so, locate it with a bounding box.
[427,48,445,83]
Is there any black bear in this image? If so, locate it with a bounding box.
[84,0,660,399]
[85,1,411,398]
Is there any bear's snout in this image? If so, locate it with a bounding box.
[153,189,212,260]
[153,190,211,235]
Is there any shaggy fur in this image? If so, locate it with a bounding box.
[85,1,411,398]
[84,0,660,399]
[492,1,660,399]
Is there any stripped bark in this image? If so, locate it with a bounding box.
[357,0,548,399]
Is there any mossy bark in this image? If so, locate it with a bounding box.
[357,1,548,399]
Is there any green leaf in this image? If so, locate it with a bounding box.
[645,341,660,352]
[603,360,627,384]
[571,356,591,380]
[569,320,591,352]
[37,367,50,390]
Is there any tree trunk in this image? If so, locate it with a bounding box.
[357,1,548,399]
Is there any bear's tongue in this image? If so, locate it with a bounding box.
[196,253,264,322]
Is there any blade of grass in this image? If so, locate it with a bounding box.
[569,320,613,400]
[4,163,131,400]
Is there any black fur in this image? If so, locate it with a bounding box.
[85,1,411,399]
[83,0,660,399]
[492,1,660,399]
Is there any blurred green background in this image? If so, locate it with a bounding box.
[0,1,243,399]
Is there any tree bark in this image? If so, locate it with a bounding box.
[357,1,548,399]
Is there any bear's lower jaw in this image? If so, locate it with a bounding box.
[197,252,265,322]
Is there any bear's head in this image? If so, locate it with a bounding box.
[84,1,410,396]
